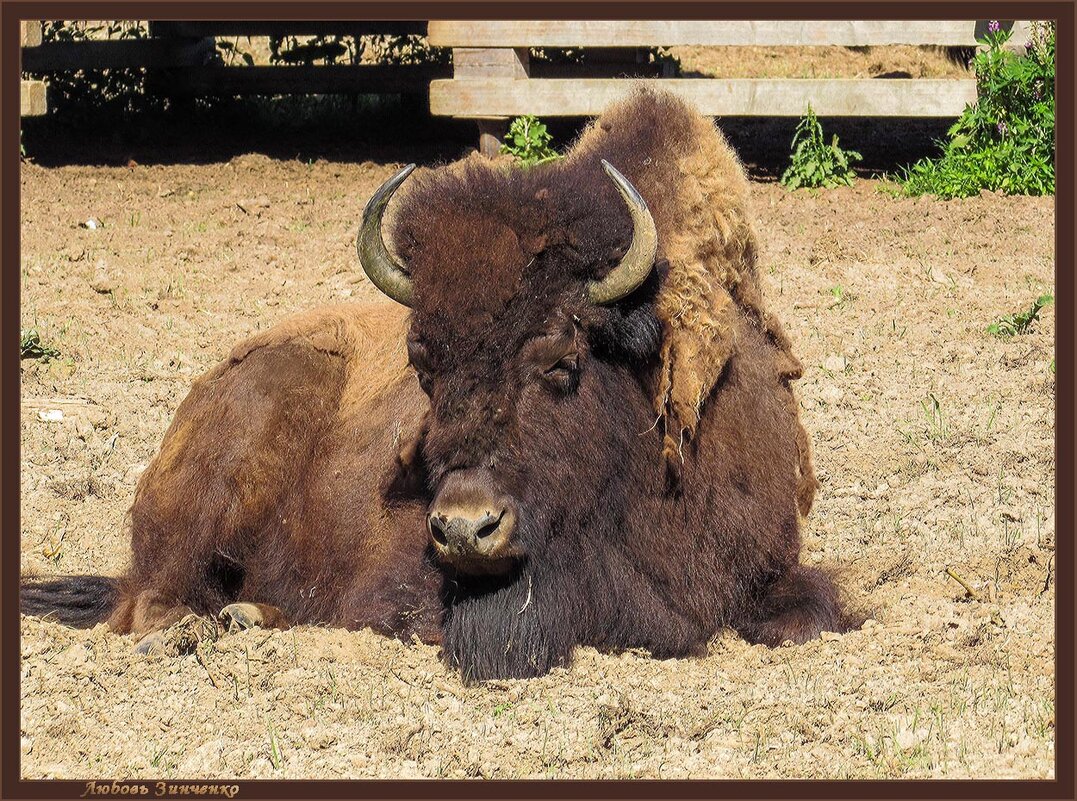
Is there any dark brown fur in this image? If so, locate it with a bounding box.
[22,91,847,680]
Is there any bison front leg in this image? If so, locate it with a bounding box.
[737,565,847,647]
[441,571,576,683]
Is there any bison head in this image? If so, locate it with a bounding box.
[357,158,665,578]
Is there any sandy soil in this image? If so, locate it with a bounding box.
[20,151,1054,779]
[670,44,971,78]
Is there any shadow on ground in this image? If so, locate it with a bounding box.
[21,93,955,179]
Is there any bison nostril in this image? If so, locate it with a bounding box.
[428,515,448,545]
[474,511,504,540]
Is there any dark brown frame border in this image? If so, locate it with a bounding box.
[2,2,1072,799]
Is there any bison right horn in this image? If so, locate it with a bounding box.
[588,160,659,305]
[357,163,416,307]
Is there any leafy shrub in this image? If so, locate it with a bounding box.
[780,103,862,190]
[901,21,1054,198]
[987,293,1053,337]
[499,116,561,167]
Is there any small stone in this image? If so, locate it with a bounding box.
[819,385,843,405]
[823,354,847,372]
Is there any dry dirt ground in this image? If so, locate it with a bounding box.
[669,43,971,78]
[20,148,1054,779]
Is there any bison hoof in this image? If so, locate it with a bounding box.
[220,603,264,632]
[134,631,166,656]
[134,614,220,657]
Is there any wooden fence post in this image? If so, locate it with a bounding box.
[451,46,530,156]
[20,21,47,116]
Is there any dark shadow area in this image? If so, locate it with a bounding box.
[22,93,953,180]
[21,94,479,169]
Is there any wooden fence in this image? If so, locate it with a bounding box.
[21,19,1031,142]
[428,19,1030,153]
[18,20,444,116]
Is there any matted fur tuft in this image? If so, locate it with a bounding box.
[559,89,816,503]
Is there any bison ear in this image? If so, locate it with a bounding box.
[588,263,664,363]
[381,421,430,505]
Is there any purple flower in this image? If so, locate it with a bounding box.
[989,19,1001,33]
[997,120,1008,136]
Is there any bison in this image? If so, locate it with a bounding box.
[23,90,849,681]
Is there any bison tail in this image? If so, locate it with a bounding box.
[20,575,119,628]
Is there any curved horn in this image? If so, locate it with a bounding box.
[588,159,659,305]
[357,163,416,307]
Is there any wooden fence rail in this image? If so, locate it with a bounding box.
[427,19,1030,153]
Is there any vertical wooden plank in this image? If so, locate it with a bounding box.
[21,80,48,116]
[21,20,43,47]
[452,47,530,156]
[477,119,508,157]
[452,47,530,79]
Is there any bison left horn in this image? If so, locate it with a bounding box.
[357,163,416,307]
[588,160,659,305]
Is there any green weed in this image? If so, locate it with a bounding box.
[987,293,1053,337]
[780,103,862,190]
[20,328,60,361]
[500,115,561,167]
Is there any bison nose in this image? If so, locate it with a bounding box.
[428,509,507,552]
[427,470,518,567]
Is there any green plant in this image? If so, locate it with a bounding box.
[900,20,1054,198]
[987,293,1053,337]
[20,328,59,361]
[780,103,862,190]
[826,284,856,310]
[499,115,561,167]
[920,393,949,444]
[266,720,284,769]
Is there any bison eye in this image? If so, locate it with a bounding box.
[542,353,580,392]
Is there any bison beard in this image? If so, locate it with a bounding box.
[21,90,850,681]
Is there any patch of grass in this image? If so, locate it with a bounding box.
[920,393,949,444]
[780,103,862,190]
[987,293,1052,337]
[826,284,856,310]
[266,719,284,769]
[899,21,1054,198]
[500,115,561,167]
[20,328,60,362]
